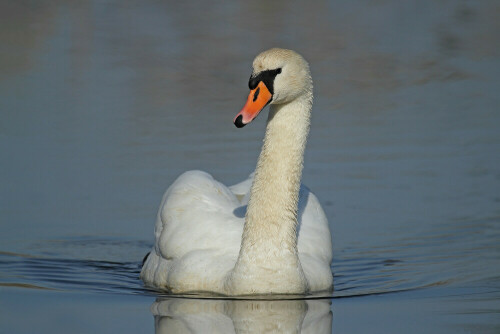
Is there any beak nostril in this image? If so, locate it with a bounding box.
[253,87,260,102]
[234,115,246,128]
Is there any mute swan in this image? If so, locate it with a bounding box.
[141,48,333,295]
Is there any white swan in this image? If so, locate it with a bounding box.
[141,48,333,295]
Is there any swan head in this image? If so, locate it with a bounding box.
[234,48,312,128]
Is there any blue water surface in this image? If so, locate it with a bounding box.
[1,1,499,333]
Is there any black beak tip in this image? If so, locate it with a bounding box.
[234,115,246,128]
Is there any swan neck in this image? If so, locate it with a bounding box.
[228,91,313,294]
[242,94,312,256]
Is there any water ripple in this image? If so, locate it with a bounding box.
[1,214,498,300]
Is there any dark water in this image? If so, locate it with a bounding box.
[1,1,500,333]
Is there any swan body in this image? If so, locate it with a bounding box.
[141,48,333,295]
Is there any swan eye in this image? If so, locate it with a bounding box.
[248,68,282,94]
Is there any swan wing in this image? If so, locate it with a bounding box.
[141,171,332,292]
[229,172,254,205]
[297,185,333,291]
[141,171,244,292]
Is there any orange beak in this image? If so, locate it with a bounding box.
[234,81,272,128]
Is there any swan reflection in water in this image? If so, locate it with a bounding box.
[151,297,332,334]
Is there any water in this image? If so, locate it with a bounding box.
[1,1,499,333]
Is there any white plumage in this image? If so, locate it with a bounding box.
[141,48,333,295]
